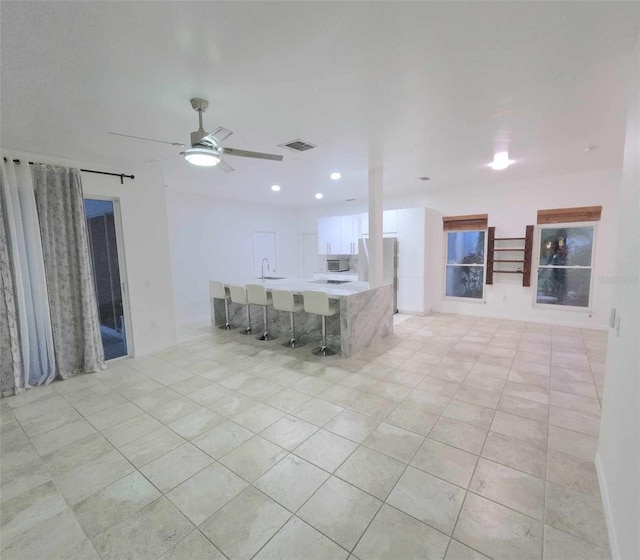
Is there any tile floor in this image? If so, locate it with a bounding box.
[0,313,611,559]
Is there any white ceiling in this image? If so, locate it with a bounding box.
[1,2,638,206]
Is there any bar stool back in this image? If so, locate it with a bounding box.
[271,290,305,348]
[229,285,252,335]
[209,281,234,330]
[247,284,277,341]
[303,291,338,356]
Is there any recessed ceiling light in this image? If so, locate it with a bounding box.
[330,172,341,180]
[315,193,324,200]
[271,185,281,192]
[488,151,514,170]
[584,145,599,152]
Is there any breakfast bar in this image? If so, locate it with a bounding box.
[210,278,394,357]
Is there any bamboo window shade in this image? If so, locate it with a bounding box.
[537,206,602,224]
[442,214,488,231]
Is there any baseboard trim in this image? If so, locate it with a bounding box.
[397,308,432,317]
[430,306,608,331]
[595,451,619,560]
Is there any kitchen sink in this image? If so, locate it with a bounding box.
[259,276,286,280]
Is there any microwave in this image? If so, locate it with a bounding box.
[327,258,350,272]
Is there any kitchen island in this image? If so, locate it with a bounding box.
[210,278,394,357]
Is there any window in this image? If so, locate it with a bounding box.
[535,225,595,308]
[445,230,486,299]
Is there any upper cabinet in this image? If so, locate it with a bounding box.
[339,214,360,254]
[396,208,425,254]
[318,214,360,255]
[360,210,399,235]
[317,216,341,255]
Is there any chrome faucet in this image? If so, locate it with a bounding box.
[261,258,270,279]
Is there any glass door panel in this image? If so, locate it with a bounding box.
[84,199,128,360]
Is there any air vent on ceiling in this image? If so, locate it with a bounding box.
[279,139,317,152]
[419,176,431,181]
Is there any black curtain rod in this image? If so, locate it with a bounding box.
[3,157,135,185]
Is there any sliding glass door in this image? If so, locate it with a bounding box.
[84,198,130,360]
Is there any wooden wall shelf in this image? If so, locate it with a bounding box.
[486,225,534,286]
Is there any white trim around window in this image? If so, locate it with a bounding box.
[443,229,488,303]
[533,221,597,312]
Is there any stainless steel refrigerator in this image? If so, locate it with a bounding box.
[358,237,398,312]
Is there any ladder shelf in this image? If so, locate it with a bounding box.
[486,225,534,287]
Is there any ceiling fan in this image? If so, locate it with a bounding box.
[108,98,283,172]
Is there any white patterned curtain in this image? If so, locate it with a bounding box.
[0,175,22,396]
[31,164,105,378]
[0,159,56,393]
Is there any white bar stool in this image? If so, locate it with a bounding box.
[229,285,252,335]
[271,290,305,348]
[247,284,277,341]
[303,291,338,356]
[209,281,234,330]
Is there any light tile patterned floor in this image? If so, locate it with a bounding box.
[0,313,611,559]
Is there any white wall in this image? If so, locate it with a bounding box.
[300,167,620,328]
[1,149,177,356]
[166,190,300,325]
[414,168,619,328]
[596,33,639,560]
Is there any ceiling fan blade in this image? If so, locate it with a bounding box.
[217,159,234,173]
[144,154,181,163]
[211,126,234,143]
[109,132,185,147]
[220,147,283,161]
[199,126,234,147]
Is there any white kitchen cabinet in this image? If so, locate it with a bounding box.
[396,208,425,255]
[397,276,425,313]
[383,210,398,234]
[397,252,425,278]
[317,216,341,255]
[359,210,398,235]
[340,215,360,254]
[318,215,359,255]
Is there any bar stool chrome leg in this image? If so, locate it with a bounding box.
[218,299,234,330]
[240,303,252,335]
[312,315,336,356]
[282,311,305,348]
[256,305,277,341]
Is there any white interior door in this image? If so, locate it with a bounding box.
[253,231,278,278]
[301,233,320,278]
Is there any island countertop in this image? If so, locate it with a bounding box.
[211,279,394,356]
[223,277,387,299]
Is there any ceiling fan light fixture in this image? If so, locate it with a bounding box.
[183,146,220,167]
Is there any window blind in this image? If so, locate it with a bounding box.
[537,206,602,224]
[442,214,488,231]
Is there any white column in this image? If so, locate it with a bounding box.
[368,162,384,287]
